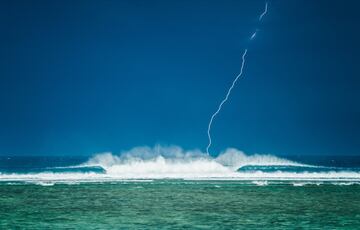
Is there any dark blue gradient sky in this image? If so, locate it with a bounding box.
[0,0,359,156]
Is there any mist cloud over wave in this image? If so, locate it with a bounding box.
[85,145,303,176]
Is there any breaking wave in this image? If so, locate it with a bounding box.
[82,146,309,177]
[1,145,360,184]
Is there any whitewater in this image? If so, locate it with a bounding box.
[1,145,360,185]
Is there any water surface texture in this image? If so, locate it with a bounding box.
[1,147,360,229]
[1,181,360,229]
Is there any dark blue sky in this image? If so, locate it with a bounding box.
[0,0,359,156]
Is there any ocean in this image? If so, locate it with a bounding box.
[1,147,360,229]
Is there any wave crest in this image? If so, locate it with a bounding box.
[82,145,308,177]
[85,146,230,177]
[1,145,360,182]
[215,148,305,170]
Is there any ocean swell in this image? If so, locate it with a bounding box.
[1,145,360,183]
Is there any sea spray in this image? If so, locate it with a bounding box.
[1,145,360,182]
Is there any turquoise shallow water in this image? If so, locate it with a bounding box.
[1,152,360,228]
[1,181,360,229]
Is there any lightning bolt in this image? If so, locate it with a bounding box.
[206,2,269,155]
[250,29,259,40]
[259,2,268,21]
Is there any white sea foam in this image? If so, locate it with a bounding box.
[35,181,55,186]
[252,181,268,186]
[292,182,307,187]
[0,146,360,183]
[332,182,360,186]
